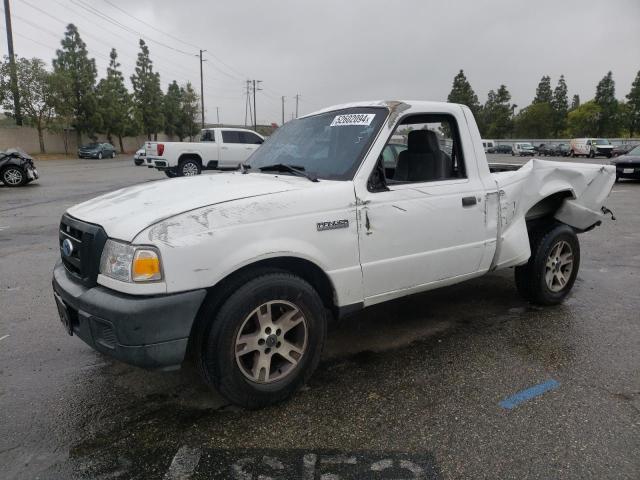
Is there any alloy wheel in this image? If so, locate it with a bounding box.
[235,300,308,384]
[3,167,24,185]
[545,240,573,292]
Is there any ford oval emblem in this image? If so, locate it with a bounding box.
[62,238,74,257]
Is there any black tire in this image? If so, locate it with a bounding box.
[570,150,575,157]
[111,151,116,158]
[588,150,595,159]
[97,152,103,159]
[164,168,178,178]
[515,223,580,305]
[178,158,201,176]
[195,271,327,408]
[1,166,27,187]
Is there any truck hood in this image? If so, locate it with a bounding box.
[67,173,308,242]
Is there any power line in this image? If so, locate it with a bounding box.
[101,0,201,50]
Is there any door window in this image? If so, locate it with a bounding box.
[221,131,242,143]
[240,131,263,144]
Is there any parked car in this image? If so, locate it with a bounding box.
[537,143,555,156]
[569,138,613,158]
[0,148,38,187]
[491,144,513,154]
[481,139,495,152]
[52,100,616,408]
[612,143,638,157]
[145,128,265,177]
[78,142,117,159]
[512,142,536,156]
[133,146,146,166]
[610,144,640,181]
[552,143,570,157]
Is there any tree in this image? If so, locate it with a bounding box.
[447,70,481,114]
[131,39,164,140]
[570,94,580,111]
[96,49,136,152]
[0,57,56,153]
[163,80,182,138]
[625,70,640,136]
[551,75,569,136]
[533,75,553,104]
[179,82,200,141]
[514,102,554,138]
[483,85,513,138]
[594,71,619,136]
[52,24,100,146]
[566,101,601,137]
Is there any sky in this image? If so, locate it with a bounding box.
[2,0,639,126]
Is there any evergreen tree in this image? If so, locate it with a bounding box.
[625,70,640,136]
[533,75,553,104]
[0,57,56,153]
[179,82,200,140]
[514,103,554,138]
[551,75,569,136]
[52,24,100,146]
[483,85,513,138]
[447,70,480,114]
[570,94,580,111]
[594,71,619,136]
[96,49,135,152]
[131,39,164,140]
[163,80,182,138]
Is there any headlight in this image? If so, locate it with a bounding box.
[99,239,162,283]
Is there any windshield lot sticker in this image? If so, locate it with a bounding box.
[330,113,375,127]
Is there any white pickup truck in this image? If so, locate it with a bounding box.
[145,127,264,177]
[52,100,615,408]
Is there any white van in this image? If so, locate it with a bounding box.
[481,139,495,152]
[512,142,535,156]
[569,138,613,158]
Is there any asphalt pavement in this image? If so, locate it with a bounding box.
[0,154,638,479]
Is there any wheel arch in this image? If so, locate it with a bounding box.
[524,190,575,227]
[187,255,338,359]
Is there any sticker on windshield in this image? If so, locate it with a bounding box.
[330,113,375,127]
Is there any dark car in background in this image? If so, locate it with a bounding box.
[612,143,638,157]
[537,143,555,156]
[489,144,512,154]
[78,142,117,159]
[611,145,640,182]
[0,148,38,187]
[133,146,146,166]
[552,143,570,157]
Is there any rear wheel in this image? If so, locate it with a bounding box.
[97,152,103,160]
[1,166,27,187]
[164,168,178,178]
[515,223,580,305]
[178,159,201,176]
[195,272,327,408]
[111,151,116,158]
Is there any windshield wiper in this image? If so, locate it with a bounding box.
[258,163,319,182]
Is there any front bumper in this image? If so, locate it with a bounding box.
[52,261,206,369]
[615,164,640,179]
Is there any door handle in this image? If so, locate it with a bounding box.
[221,146,228,150]
[461,196,477,207]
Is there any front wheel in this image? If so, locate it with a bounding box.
[195,272,327,408]
[515,223,580,305]
[1,166,27,187]
[111,151,116,158]
[588,150,595,159]
[97,152,103,160]
[570,150,575,157]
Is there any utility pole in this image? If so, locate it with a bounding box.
[294,93,300,118]
[3,0,21,125]
[245,80,250,126]
[251,80,262,132]
[281,96,285,126]
[216,106,220,126]
[198,49,206,129]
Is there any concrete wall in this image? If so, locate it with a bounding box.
[0,126,181,154]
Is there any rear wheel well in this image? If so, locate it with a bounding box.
[178,153,202,166]
[524,190,574,233]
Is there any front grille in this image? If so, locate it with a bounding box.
[59,214,108,287]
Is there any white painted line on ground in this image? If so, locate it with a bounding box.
[611,190,628,193]
[0,335,9,342]
[164,445,201,480]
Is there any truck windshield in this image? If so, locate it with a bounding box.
[594,139,610,145]
[246,107,387,180]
